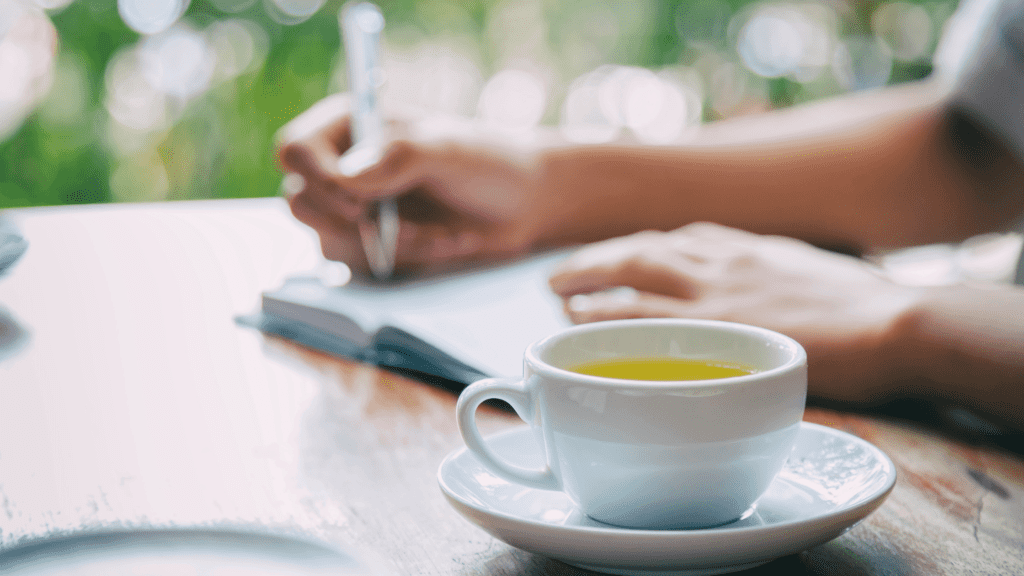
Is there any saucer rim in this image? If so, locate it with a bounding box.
[0,527,374,574]
[437,421,896,569]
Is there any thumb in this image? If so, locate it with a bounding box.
[335,139,424,203]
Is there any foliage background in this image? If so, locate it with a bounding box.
[0,0,959,208]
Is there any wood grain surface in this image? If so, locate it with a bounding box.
[0,199,1020,575]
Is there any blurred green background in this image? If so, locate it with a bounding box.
[0,0,958,208]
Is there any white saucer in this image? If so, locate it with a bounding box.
[438,422,896,576]
[0,528,380,575]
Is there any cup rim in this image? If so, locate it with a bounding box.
[525,318,806,387]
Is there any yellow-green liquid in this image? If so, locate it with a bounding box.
[570,357,757,381]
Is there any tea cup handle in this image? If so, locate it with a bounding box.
[456,377,559,491]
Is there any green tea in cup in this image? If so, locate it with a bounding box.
[569,357,757,381]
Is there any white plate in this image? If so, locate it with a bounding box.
[438,422,896,576]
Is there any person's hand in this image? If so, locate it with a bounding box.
[548,222,925,404]
[276,94,554,276]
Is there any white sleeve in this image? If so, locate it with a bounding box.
[934,0,1024,162]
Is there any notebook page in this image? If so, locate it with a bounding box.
[344,250,572,377]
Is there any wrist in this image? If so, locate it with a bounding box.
[524,140,594,250]
[896,283,1024,430]
[887,284,1013,408]
[528,142,647,250]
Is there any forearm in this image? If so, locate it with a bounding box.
[898,284,1024,429]
[531,81,1024,253]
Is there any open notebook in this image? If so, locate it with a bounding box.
[246,251,573,385]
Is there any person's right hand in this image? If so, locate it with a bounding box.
[548,223,926,405]
[277,94,555,276]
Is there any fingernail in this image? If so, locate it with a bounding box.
[568,287,638,313]
[280,173,305,197]
[337,144,383,177]
[568,294,595,313]
[603,286,639,303]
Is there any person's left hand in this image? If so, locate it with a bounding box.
[548,222,925,404]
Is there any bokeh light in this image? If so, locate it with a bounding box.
[477,68,546,133]
[37,54,88,127]
[0,0,962,209]
[703,56,767,117]
[30,0,73,10]
[139,25,214,100]
[380,40,482,117]
[207,19,268,81]
[735,2,837,82]
[558,3,619,77]
[873,2,933,62]
[118,0,190,35]
[0,0,56,140]
[560,65,702,144]
[263,0,323,25]
[209,0,256,14]
[104,46,171,135]
[486,0,551,70]
[560,66,621,144]
[832,35,894,91]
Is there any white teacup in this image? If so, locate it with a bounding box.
[456,318,807,530]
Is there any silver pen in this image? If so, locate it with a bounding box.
[339,1,398,279]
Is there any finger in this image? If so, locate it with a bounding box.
[276,93,351,147]
[296,215,480,277]
[277,96,354,183]
[563,290,691,324]
[548,232,659,293]
[277,95,426,206]
[295,182,489,277]
[673,221,817,267]
[335,139,426,203]
[549,241,701,299]
[289,190,370,271]
[288,172,363,220]
[278,118,353,182]
[563,286,757,328]
[319,226,370,272]
[673,221,761,241]
[279,172,306,199]
[287,185,325,229]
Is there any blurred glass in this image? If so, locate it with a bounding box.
[0,0,958,208]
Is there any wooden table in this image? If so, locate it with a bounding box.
[0,199,1021,575]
